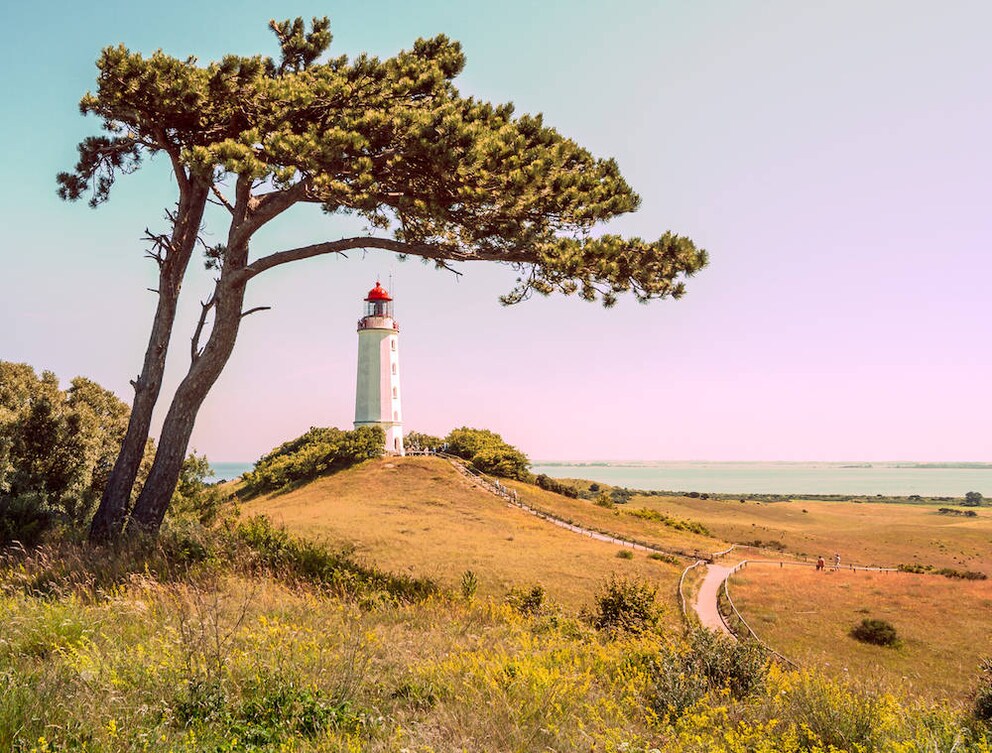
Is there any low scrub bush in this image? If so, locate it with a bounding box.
[505,584,546,615]
[616,549,634,559]
[741,538,788,551]
[939,507,978,517]
[625,507,710,536]
[647,551,680,565]
[850,618,898,646]
[649,628,768,718]
[593,576,661,634]
[936,567,987,581]
[775,670,900,752]
[535,474,579,498]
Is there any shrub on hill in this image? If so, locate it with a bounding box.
[964,491,984,506]
[625,507,711,536]
[242,426,384,494]
[649,628,768,718]
[444,427,531,480]
[593,576,662,634]
[535,474,579,498]
[850,618,898,646]
[403,431,444,452]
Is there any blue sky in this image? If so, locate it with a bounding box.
[1,1,990,462]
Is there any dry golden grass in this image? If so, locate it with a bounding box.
[625,493,992,571]
[500,480,727,556]
[729,564,992,702]
[243,457,683,615]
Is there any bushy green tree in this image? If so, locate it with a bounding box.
[403,431,444,452]
[59,17,707,541]
[444,427,530,480]
[0,362,150,532]
[964,491,984,507]
[167,452,224,525]
[243,426,384,494]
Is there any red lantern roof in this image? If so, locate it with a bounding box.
[365,281,392,301]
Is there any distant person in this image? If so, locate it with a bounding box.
[834,553,841,568]
[816,556,825,571]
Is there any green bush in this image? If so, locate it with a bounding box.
[444,427,531,480]
[593,576,661,634]
[506,584,546,615]
[936,567,987,581]
[0,493,54,548]
[649,628,768,718]
[850,618,898,646]
[242,425,384,494]
[535,474,579,498]
[0,361,154,528]
[964,491,984,507]
[615,549,634,559]
[625,507,710,536]
[403,431,444,452]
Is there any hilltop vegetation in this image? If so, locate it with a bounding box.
[241,426,385,495]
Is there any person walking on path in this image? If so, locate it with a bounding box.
[833,553,841,569]
[816,556,825,571]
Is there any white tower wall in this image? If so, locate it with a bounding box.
[354,318,404,455]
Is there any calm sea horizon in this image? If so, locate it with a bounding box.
[210,459,990,497]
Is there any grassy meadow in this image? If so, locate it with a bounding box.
[3,451,992,751]
[729,565,992,703]
[3,522,991,752]
[242,456,687,614]
[616,492,992,571]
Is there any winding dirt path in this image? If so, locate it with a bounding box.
[693,563,735,636]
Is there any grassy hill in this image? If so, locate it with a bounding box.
[242,456,704,614]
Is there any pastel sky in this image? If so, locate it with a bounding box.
[1,1,989,462]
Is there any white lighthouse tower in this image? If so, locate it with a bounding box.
[354,281,404,455]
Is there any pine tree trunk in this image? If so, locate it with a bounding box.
[88,183,209,542]
[126,272,247,536]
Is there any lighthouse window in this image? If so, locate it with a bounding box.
[393,410,398,421]
[392,387,398,398]
[390,339,396,351]
[391,363,397,375]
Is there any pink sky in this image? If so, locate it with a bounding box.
[2,1,990,462]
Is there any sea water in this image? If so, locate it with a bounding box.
[530,462,991,497]
[211,459,990,497]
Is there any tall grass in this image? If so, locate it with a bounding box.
[1,519,990,752]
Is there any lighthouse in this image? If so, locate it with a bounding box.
[354,281,404,455]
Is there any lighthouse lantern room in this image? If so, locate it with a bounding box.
[354,282,404,455]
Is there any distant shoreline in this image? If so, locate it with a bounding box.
[211,459,989,497]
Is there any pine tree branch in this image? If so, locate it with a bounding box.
[241,237,491,281]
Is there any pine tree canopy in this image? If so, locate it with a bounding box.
[57,17,706,305]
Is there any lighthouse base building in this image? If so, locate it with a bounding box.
[354,282,404,455]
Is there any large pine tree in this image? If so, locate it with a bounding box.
[58,18,707,540]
